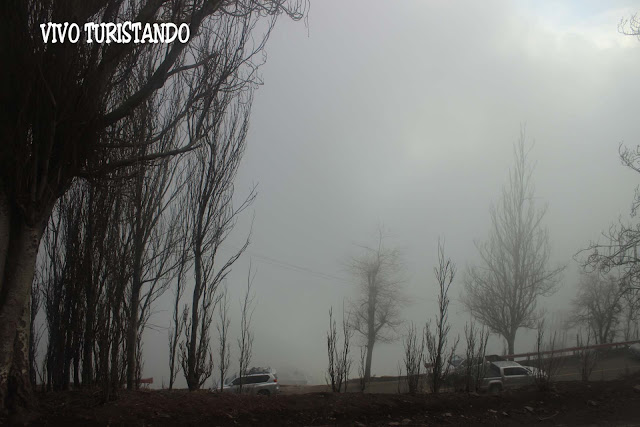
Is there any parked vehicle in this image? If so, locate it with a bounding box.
[522,365,545,378]
[447,357,491,391]
[480,361,536,393]
[223,372,279,396]
[451,356,487,374]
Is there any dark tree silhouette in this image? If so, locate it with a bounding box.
[0,0,306,412]
[349,230,405,383]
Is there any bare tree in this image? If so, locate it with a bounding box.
[402,322,424,395]
[237,266,255,394]
[424,240,459,394]
[167,190,193,391]
[571,272,623,344]
[325,307,352,393]
[122,125,184,391]
[349,230,405,382]
[216,289,231,393]
[531,319,563,391]
[168,302,188,390]
[326,307,339,392]
[462,129,563,355]
[0,0,306,411]
[168,295,188,390]
[462,320,489,393]
[178,61,257,390]
[339,311,353,392]
[575,330,598,381]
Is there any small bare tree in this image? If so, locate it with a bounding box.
[532,319,563,391]
[462,129,563,355]
[402,322,424,395]
[340,313,353,392]
[325,307,352,392]
[576,330,598,382]
[424,240,459,394]
[168,199,192,390]
[237,265,256,394]
[217,289,231,392]
[349,229,406,382]
[463,320,489,393]
[168,303,187,390]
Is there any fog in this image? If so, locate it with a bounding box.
[140,0,640,386]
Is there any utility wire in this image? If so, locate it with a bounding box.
[220,244,353,285]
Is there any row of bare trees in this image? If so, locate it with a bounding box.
[326,238,464,395]
[0,0,306,413]
[32,81,253,397]
[330,130,567,394]
[33,82,267,396]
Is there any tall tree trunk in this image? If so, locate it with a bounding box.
[82,187,95,387]
[126,242,142,391]
[109,303,122,401]
[506,330,516,359]
[126,185,144,391]
[82,294,95,386]
[0,190,10,294]
[187,244,203,391]
[126,282,140,390]
[7,285,31,414]
[364,335,374,382]
[28,280,38,387]
[0,220,44,413]
[72,347,80,389]
[364,293,376,382]
[97,307,111,400]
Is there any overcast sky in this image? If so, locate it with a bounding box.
[143,0,640,386]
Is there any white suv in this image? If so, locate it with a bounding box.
[223,372,279,395]
[480,361,536,393]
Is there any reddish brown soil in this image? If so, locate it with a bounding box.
[8,374,640,426]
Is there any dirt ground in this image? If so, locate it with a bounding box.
[7,371,640,426]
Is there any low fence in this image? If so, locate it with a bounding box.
[505,339,640,362]
[138,377,153,388]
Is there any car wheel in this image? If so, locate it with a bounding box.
[488,384,501,394]
[257,389,270,396]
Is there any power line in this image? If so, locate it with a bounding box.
[221,244,353,285]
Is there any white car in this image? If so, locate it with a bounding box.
[223,372,280,396]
